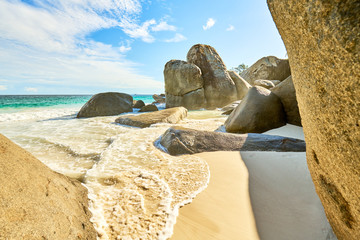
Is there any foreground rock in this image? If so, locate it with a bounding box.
[139,104,158,112]
[77,92,133,118]
[225,86,286,133]
[227,70,252,99]
[0,134,96,239]
[268,1,360,239]
[271,76,301,126]
[158,126,305,155]
[115,107,187,128]
[187,44,237,108]
[164,60,206,109]
[240,56,291,85]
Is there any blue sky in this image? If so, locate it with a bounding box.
[0,0,286,94]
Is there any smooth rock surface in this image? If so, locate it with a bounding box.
[133,100,145,108]
[164,60,206,110]
[77,92,133,118]
[225,86,286,133]
[139,104,158,112]
[241,56,291,85]
[0,134,96,239]
[115,107,187,128]
[268,1,360,239]
[187,44,237,108]
[164,60,204,96]
[158,126,306,155]
[271,76,301,126]
[228,70,252,99]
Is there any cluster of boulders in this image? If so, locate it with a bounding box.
[224,74,301,133]
[223,56,301,133]
[164,44,252,110]
[164,44,301,132]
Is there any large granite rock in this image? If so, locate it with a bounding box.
[0,134,96,239]
[268,1,360,239]
[187,44,237,108]
[164,60,206,110]
[115,107,187,128]
[227,70,252,99]
[77,92,133,118]
[271,76,301,126]
[225,86,286,133]
[158,126,305,155]
[240,56,291,85]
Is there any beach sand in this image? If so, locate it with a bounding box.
[171,125,337,240]
[171,151,259,240]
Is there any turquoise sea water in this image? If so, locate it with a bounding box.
[0,94,155,113]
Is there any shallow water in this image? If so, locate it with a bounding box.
[0,105,226,239]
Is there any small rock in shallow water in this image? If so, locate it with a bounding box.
[116,107,187,128]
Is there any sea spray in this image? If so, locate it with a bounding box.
[0,106,226,239]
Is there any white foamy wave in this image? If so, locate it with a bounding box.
[0,108,226,239]
[0,107,79,122]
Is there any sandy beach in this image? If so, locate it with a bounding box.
[171,125,337,240]
[171,151,259,240]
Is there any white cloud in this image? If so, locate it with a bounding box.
[165,33,187,43]
[120,19,157,43]
[25,87,38,92]
[203,18,216,30]
[119,45,132,53]
[226,25,235,31]
[0,85,7,90]
[0,0,166,92]
[152,21,176,32]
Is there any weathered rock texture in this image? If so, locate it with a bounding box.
[164,60,206,109]
[115,107,187,128]
[77,92,133,118]
[187,44,237,108]
[225,86,286,133]
[240,56,291,85]
[227,70,252,99]
[268,1,360,239]
[0,134,96,239]
[271,76,301,126]
[158,126,305,155]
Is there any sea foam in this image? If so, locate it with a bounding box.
[0,107,226,239]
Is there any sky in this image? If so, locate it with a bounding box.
[0,0,287,95]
